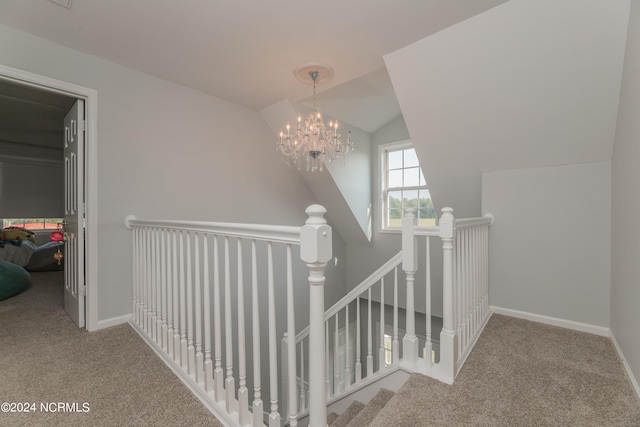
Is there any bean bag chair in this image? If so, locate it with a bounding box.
[0,260,30,301]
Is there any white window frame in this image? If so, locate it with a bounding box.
[379,140,435,232]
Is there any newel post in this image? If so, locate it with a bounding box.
[402,207,419,366]
[301,205,332,427]
[438,207,457,384]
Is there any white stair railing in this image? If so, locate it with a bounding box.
[126,205,492,426]
[287,207,493,421]
[125,205,331,427]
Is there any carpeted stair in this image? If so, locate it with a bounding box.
[327,388,395,427]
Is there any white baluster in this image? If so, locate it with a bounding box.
[367,288,373,376]
[213,235,224,402]
[161,229,168,352]
[286,244,297,426]
[179,230,188,368]
[267,242,280,427]
[155,228,162,345]
[172,230,181,362]
[237,239,249,426]
[425,236,433,368]
[132,227,139,325]
[166,229,174,359]
[195,233,204,384]
[378,278,385,371]
[345,305,350,388]
[251,240,263,427]
[334,313,340,392]
[151,228,158,342]
[203,234,214,393]
[393,267,399,364]
[325,322,331,397]
[187,232,195,377]
[224,237,236,414]
[299,341,305,410]
[356,297,362,381]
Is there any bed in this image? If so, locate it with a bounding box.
[0,227,64,271]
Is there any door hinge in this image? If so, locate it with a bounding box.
[80,119,86,132]
[80,284,86,297]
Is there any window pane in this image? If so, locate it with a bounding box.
[388,150,403,170]
[388,169,403,188]
[403,190,418,211]
[419,170,426,186]
[418,190,436,220]
[404,148,419,168]
[403,167,420,187]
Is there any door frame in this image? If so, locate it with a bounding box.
[0,64,99,331]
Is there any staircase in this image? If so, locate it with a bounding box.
[327,388,395,427]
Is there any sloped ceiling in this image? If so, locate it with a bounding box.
[385,0,630,218]
[0,0,509,132]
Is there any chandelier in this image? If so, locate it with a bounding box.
[277,66,353,172]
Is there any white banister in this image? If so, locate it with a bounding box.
[125,204,492,426]
[300,204,331,427]
[402,208,419,367]
[438,207,457,384]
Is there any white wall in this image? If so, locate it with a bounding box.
[611,0,640,397]
[385,0,629,218]
[483,162,611,328]
[0,23,346,323]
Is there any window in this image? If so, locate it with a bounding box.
[2,218,63,230]
[380,142,435,230]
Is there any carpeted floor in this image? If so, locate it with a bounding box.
[2,272,639,427]
[0,271,223,427]
[369,314,640,427]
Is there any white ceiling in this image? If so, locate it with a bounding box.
[0,0,508,134]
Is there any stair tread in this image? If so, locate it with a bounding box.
[330,401,365,427]
[327,412,340,424]
[345,388,396,427]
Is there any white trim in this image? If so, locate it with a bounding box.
[0,63,99,331]
[490,306,610,337]
[96,314,131,330]
[609,331,640,402]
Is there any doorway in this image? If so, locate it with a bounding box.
[0,63,98,330]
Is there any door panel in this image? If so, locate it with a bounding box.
[63,99,85,328]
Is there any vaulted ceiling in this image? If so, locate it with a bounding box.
[0,0,509,136]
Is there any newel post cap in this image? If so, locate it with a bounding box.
[301,205,332,263]
[439,207,455,239]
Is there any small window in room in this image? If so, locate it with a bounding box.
[380,141,435,230]
[2,218,63,230]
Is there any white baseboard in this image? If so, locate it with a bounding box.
[95,314,132,330]
[490,306,610,337]
[609,331,640,402]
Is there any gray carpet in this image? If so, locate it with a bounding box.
[369,314,640,427]
[0,271,223,427]
[2,272,640,427]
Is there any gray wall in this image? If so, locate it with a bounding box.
[483,162,612,328]
[0,23,346,324]
[611,0,640,397]
[0,157,63,218]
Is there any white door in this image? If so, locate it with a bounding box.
[63,99,85,328]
